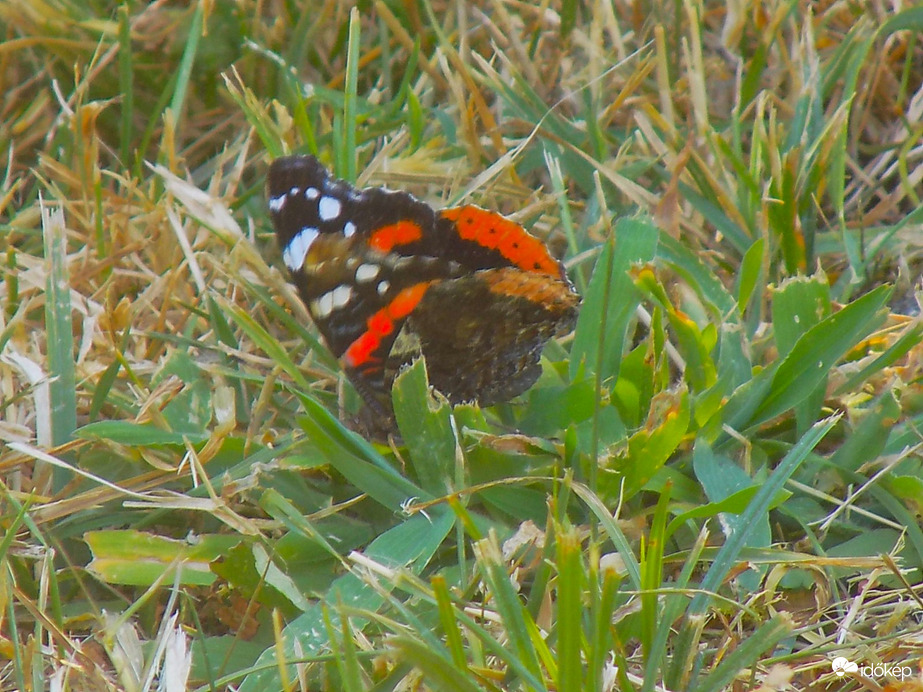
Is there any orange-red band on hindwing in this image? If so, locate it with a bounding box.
[481,267,578,309]
[369,220,424,253]
[343,282,433,369]
[441,206,562,278]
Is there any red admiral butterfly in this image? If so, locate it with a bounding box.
[267,155,579,419]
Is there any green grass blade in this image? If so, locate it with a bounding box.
[325,605,364,691]
[473,535,545,687]
[341,7,360,180]
[222,301,311,390]
[295,394,426,511]
[703,415,838,599]
[118,4,134,168]
[239,511,454,691]
[570,219,659,384]
[41,203,76,464]
[671,414,839,681]
[746,285,890,427]
[390,636,484,692]
[168,1,204,123]
[772,276,832,434]
[646,527,708,692]
[639,483,670,657]
[570,480,642,590]
[696,616,793,692]
[555,525,583,692]
[392,359,456,495]
[432,575,470,671]
[834,319,923,396]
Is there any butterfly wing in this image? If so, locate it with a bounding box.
[397,267,579,405]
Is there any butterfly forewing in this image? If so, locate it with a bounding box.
[268,157,455,392]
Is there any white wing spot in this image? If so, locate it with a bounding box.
[268,195,286,212]
[355,263,380,282]
[305,187,320,200]
[377,280,390,296]
[343,221,357,238]
[289,186,300,196]
[318,196,342,222]
[314,285,353,319]
[282,227,319,271]
[331,284,353,309]
[313,292,335,319]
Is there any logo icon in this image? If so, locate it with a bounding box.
[832,657,858,676]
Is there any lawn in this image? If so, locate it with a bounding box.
[3,1,923,690]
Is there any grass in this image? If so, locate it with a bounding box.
[2,1,923,690]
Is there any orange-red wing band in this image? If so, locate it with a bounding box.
[369,220,424,253]
[481,269,578,310]
[342,282,433,369]
[440,206,563,278]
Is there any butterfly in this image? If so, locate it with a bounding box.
[267,155,579,419]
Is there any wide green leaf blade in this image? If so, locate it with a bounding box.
[239,510,454,692]
[570,218,659,383]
